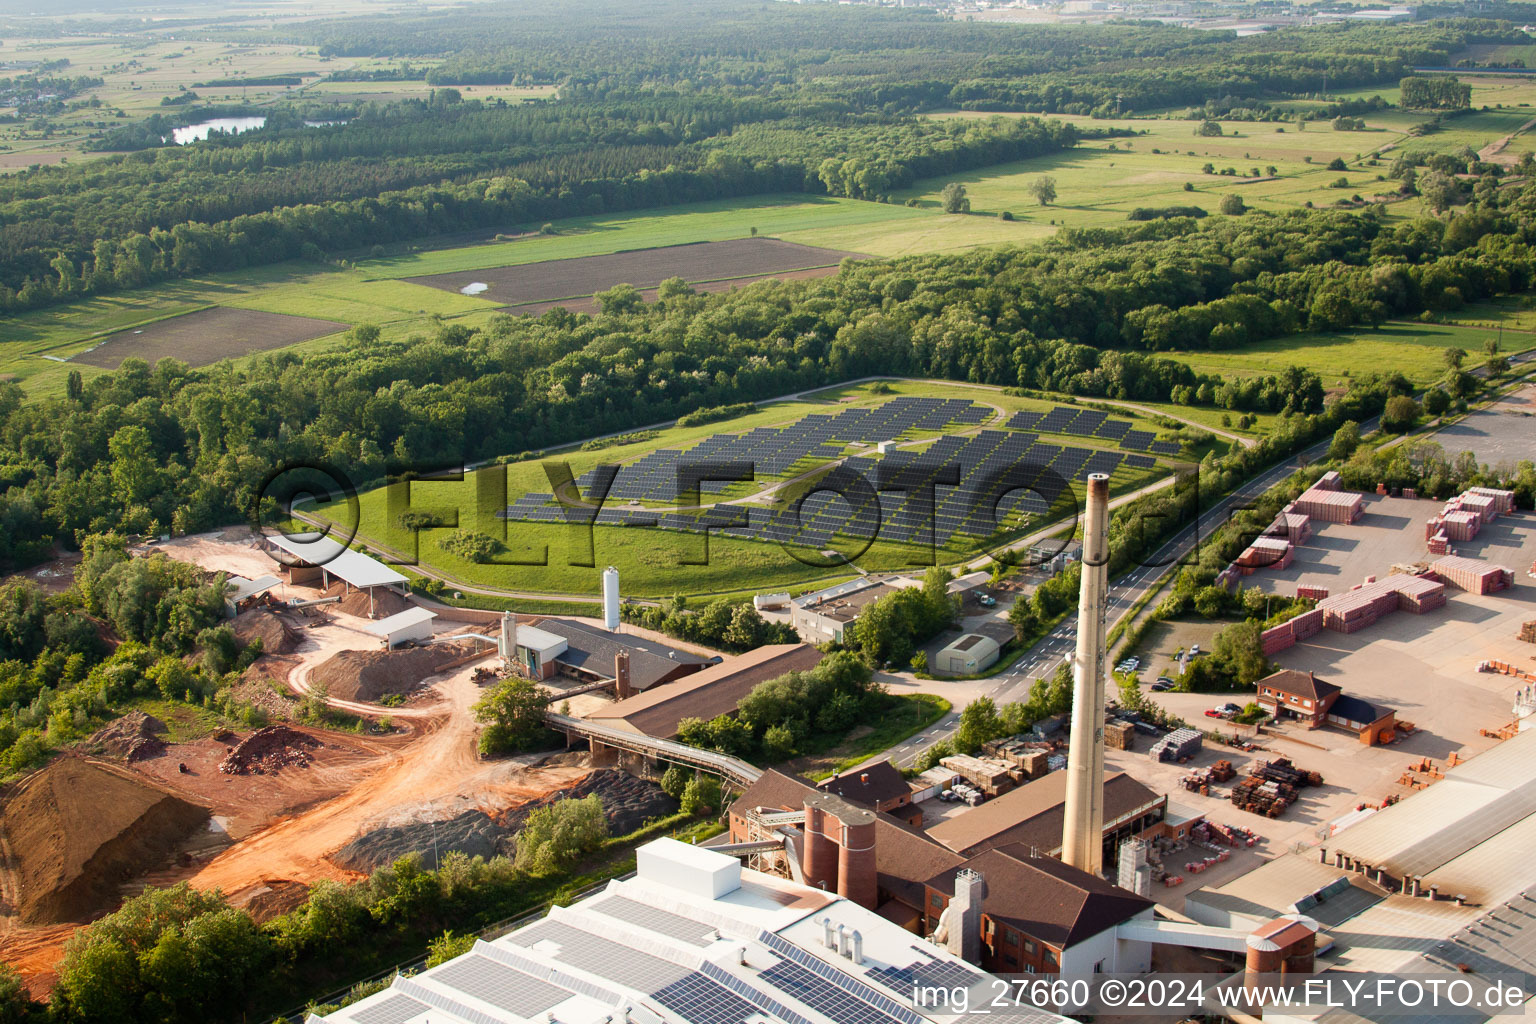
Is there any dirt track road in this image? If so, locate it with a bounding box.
[186,662,588,897]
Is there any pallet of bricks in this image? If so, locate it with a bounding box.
[1180,759,1236,795]
[1231,776,1295,817]
[1105,719,1136,751]
[1291,471,1364,524]
[1252,757,1324,788]
[1431,556,1513,595]
[1194,819,1258,847]
[1150,728,1203,764]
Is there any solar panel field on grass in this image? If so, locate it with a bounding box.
[497,397,1176,553]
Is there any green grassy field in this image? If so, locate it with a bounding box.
[358,195,932,277]
[1162,317,1536,386]
[313,379,1178,598]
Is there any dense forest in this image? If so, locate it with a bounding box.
[0,104,1076,312]
[1,0,1528,313]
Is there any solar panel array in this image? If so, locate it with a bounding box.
[574,396,988,503]
[755,930,926,1024]
[867,944,989,994]
[348,994,428,1024]
[1007,406,1183,456]
[431,955,570,1018]
[588,894,718,946]
[760,958,907,1024]
[498,399,1161,550]
[650,972,762,1024]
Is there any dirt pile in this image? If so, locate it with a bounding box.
[0,758,209,924]
[218,725,321,775]
[310,645,460,702]
[85,711,167,762]
[231,607,302,655]
[496,768,679,838]
[323,580,413,620]
[330,769,677,874]
[332,809,505,873]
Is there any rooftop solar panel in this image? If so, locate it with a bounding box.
[432,955,570,1018]
[349,994,428,1024]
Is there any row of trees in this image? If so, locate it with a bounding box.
[6,185,1535,571]
[675,651,878,762]
[0,93,1081,313]
[1400,74,1474,110]
[621,596,797,653]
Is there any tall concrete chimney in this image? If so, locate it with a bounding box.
[1062,472,1111,876]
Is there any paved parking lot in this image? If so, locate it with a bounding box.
[1428,382,1536,469]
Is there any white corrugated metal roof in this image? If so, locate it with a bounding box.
[226,574,281,603]
[266,533,408,588]
[362,606,437,636]
[513,624,567,653]
[1332,727,1536,882]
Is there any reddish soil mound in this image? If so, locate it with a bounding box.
[231,607,302,655]
[310,645,460,702]
[0,758,209,924]
[218,725,321,775]
[322,580,413,620]
[84,711,167,763]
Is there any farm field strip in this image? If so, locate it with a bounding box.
[69,307,348,370]
[401,237,862,304]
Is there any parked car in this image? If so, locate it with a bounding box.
[1156,676,1175,686]
[1219,702,1243,715]
[1150,681,1173,692]
[1204,709,1224,718]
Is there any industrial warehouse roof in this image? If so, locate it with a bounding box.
[265,533,408,588]
[588,644,823,737]
[315,838,1065,1024]
[361,606,437,637]
[531,618,715,691]
[925,770,1164,857]
[926,844,1153,948]
[1190,728,1536,981]
[1330,727,1536,893]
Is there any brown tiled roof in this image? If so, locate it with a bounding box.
[817,760,911,809]
[925,771,1164,856]
[1258,669,1341,702]
[926,845,1154,947]
[588,644,822,737]
[731,769,962,910]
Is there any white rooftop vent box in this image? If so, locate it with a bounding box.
[636,838,741,899]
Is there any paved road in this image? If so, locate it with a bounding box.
[883,421,1365,769]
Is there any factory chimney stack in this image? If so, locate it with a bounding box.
[1062,473,1110,875]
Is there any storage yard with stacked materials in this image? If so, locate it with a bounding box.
[1133,465,1536,868]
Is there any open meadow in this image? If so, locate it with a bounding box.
[5,69,1534,402]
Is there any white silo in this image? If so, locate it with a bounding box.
[602,566,621,631]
